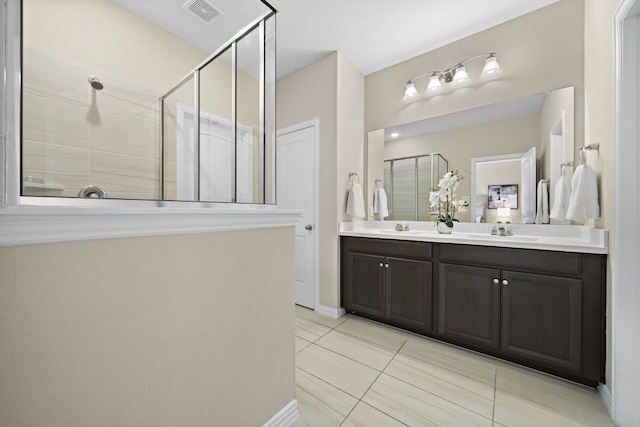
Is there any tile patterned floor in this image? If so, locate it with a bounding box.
[292,306,614,427]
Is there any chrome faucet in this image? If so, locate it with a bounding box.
[395,223,410,231]
[491,224,513,236]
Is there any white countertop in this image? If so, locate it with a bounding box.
[339,221,609,254]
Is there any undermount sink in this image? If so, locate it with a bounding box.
[374,230,426,235]
[464,234,540,242]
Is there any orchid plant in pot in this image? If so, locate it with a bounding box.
[429,170,468,234]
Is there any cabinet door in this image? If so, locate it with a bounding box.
[438,263,501,350]
[345,252,386,320]
[386,257,432,333]
[501,270,582,373]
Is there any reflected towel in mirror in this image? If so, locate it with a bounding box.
[374,187,389,218]
[550,176,572,223]
[535,180,550,224]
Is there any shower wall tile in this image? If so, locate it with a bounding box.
[22,140,89,197]
[163,160,178,200]
[90,151,160,197]
[90,111,160,160]
[96,85,160,124]
[22,93,90,149]
[22,48,87,106]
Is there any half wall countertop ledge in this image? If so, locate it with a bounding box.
[0,205,303,247]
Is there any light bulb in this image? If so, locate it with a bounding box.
[450,66,470,88]
[481,55,503,80]
[402,82,418,102]
[425,74,443,96]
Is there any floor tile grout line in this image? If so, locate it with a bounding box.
[338,337,411,427]
[299,342,385,377]
[295,360,368,402]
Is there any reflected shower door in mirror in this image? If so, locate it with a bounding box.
[20,0,276,204]
[384,154,448,221]
[375,86,577,223]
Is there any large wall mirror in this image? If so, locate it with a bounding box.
[369,86,578,224]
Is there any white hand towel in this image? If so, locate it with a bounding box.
[535,180,550,224]
[566,164,599,223]
[549,176,572,223]
[346,183,365,218]
[373,188,389,218]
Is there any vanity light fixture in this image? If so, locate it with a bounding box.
[402,53,503,102]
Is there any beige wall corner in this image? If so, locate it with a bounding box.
[0,228,296,426]
[278,52,365,311]
[584,0,624,394]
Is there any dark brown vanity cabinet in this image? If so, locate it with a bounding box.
[341,237,433,334]
[341,237,606,386]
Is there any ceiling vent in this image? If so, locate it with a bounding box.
[183,0,223,25]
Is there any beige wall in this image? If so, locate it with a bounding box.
[584,0,623,394]
[277,52,365,310]
[365,0,584,133]
[0,228,296,426]
[384,115,540,222]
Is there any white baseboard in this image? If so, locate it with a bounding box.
[263,399,299,427]
[316,305,346,319]
[598,383,613,416]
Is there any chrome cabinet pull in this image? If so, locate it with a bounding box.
[493,278,500,284]
[379,263,384,267]
[502,279,509,286]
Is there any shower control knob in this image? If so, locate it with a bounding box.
[305,224,313,231]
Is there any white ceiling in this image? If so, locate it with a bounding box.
[112,0,559,80]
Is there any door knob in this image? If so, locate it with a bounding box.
[502,279,509,286]
[305,224,313,231]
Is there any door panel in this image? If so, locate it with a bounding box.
[438,263,501,350]
[501,270,582,372]
[347,253,386,320]
[386,257,432,333]
[277,126,315,308]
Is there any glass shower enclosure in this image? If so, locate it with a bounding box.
[384,153,448,221]
[19,0,276,205]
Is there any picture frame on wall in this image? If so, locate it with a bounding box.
[488,184,518,209]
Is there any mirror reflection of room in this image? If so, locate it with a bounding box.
[378,86,578,224]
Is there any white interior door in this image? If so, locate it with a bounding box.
[277,125,316,309]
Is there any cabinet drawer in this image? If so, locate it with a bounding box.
[346,237,432,260]
[439,244,582,276]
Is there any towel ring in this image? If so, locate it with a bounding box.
[560,161,574,177]
[578,142,600,165]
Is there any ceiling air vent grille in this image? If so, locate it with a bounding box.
[183,0,223,24]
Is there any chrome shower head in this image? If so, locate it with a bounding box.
[88,75,104,90]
